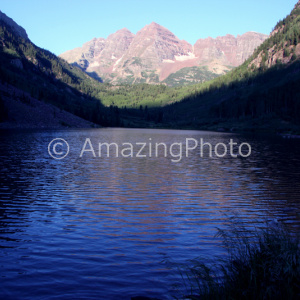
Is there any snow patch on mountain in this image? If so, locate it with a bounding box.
[174,52,196,61]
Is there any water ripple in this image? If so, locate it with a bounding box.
[0,128,299,299]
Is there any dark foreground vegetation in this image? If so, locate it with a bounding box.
[170,219,300,300]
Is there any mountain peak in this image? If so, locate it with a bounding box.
[136,22,174,39]
[144,22,167,31]
[116,28,133,35]
[108,27,134,39]
[0,10,28,40]
[149,21,161,27]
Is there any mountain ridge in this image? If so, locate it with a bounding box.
[60,23,268,86]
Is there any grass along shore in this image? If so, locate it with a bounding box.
[169,218,300,300]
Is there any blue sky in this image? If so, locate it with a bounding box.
[0,0,297,55]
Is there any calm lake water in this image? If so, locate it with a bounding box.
[0,128,300,299]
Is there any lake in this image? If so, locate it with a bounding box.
[0,128,299,299]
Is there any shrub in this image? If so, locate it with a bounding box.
[170,218,300,300]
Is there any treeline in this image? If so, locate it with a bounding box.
[210,67,300,122]
[161,60,300,130]
[94,82,201,109]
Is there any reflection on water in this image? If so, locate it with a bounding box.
[0,128,299,299]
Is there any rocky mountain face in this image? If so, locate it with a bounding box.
[194,32,268,67]
[68,28,135,80]
[60,23,268,85]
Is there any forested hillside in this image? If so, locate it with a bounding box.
[159,1,300,133]
[0,18,123,127]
